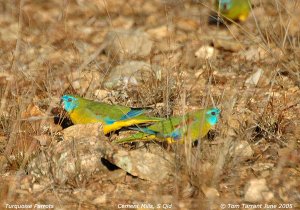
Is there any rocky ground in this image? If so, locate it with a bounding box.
[0,0,299,209]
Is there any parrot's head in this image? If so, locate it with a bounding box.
[61,95,79,112]
[217,0,232,12]
[206,108,220,125]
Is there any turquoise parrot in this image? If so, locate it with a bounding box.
[61,95,161,134]
[114,108,220,144]
[215,0,251,22]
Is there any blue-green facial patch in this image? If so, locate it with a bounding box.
[218,0,232,12]
[206,108,220,125]
[61,95,79,112]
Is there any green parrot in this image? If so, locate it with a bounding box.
[114,108,220,144]
[61,95,161,134]
[214,0,251,22]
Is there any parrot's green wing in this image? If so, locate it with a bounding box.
[84,101,149,123]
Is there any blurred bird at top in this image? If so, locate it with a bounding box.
[114,108,220,144]
[61,95,161,134]
[209,0,251,24]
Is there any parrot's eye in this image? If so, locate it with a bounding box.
[211,111,216,116]
[68,98,72,102]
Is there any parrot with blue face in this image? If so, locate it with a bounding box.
[209,0,251,24]
[215,0,251,22]
[114,108,220,144]
[61,95,161,134]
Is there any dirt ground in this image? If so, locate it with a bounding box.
[0,0,299,209]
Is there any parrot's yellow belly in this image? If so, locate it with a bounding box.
[69,109,101,124]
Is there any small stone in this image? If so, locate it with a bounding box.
[195,45,215,59]
[20,175,33,191]
[288,86,299,93]
[245,68,264,86]
[201,186,220,199]
[241,46,268,62]
[94,89,110,100]
[176,18,199,32]
[227,118,240,130]
[213,38,243,52]
[229,140,254,160]
[32,183,45,192]
[199,162,213,174]
[251,162,275,172]
[194,69,204,78]
[182,182,198,198]
[109,149,174,183]
[92,194,107,205]
[147,25,170,39]
[103,61,162,89]
[62,123,103,141]
[244,179,274,202]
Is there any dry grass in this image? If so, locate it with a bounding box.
[0,0,299,209]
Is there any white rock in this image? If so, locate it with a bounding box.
[241,46,268,62]
[195,45,214,59]
[245,68,264,86]
[213,38,243,52]
[244,179,274,202]
[94,89,110,100]
[103,61,161,89]
[147,25,169,39]
[201,186,220,199]
[251,162,275,172]
[229,140,254,160]
[32,183,45,192]
[92,195,107,205]
[28,123,174,183]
